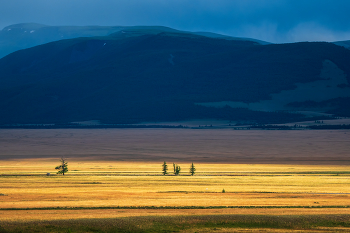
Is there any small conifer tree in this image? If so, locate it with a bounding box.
[162,161,168,175]
[55,157,68,175]
[189,162,196,176]
[175,164,181,175]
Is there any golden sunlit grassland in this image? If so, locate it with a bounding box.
[1,129,350,232]
[1,161,350,232]
[1,160,350,209]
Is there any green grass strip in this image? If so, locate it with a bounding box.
[1,214,350,232]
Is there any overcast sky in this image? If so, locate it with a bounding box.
[1,0,350,43]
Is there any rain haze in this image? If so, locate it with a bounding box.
[1,0,350,43]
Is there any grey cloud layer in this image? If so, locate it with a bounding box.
[1,0,350,43]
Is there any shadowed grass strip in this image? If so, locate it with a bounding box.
[0,214,349,232]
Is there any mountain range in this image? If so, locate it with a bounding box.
[0,24,350,125]
[0,23,269,59]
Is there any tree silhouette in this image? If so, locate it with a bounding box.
[162,161,168,175]
[55,158,68,175]
[175,164,181,175]
[189,162,196,176]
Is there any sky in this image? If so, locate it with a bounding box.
[1,0,350,43]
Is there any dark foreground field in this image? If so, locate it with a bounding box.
[1,214,350,232]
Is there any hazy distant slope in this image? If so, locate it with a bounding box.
[193,31,271,45]
[0,23,269,58]
[333,40,350,49]
[0,31,349,125]
[0,23,122,58]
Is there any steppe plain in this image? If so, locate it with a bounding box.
[0,128,350,232]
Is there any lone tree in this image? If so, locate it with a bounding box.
[162,161,168,175]
[189,163,196,176]
[175,164,181,175]
[55,158,68,175]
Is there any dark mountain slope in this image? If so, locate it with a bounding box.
[0,23,269,58]
[0,32,349,124]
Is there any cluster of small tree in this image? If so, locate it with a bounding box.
[162,162,196,176]
[173,163,181,175]
[54,159,196,177]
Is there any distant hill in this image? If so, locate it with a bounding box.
[0,28,349,125]
[0,23,269,58]
[332,40,350,49]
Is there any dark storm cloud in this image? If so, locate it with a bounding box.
[1,0,350,43]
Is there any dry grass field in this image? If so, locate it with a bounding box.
[1,161,350,208]
[0,129,350,232]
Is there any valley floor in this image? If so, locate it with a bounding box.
[0,129,349,232]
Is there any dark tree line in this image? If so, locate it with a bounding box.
[162,162,195,176]
[54,159,195,177]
